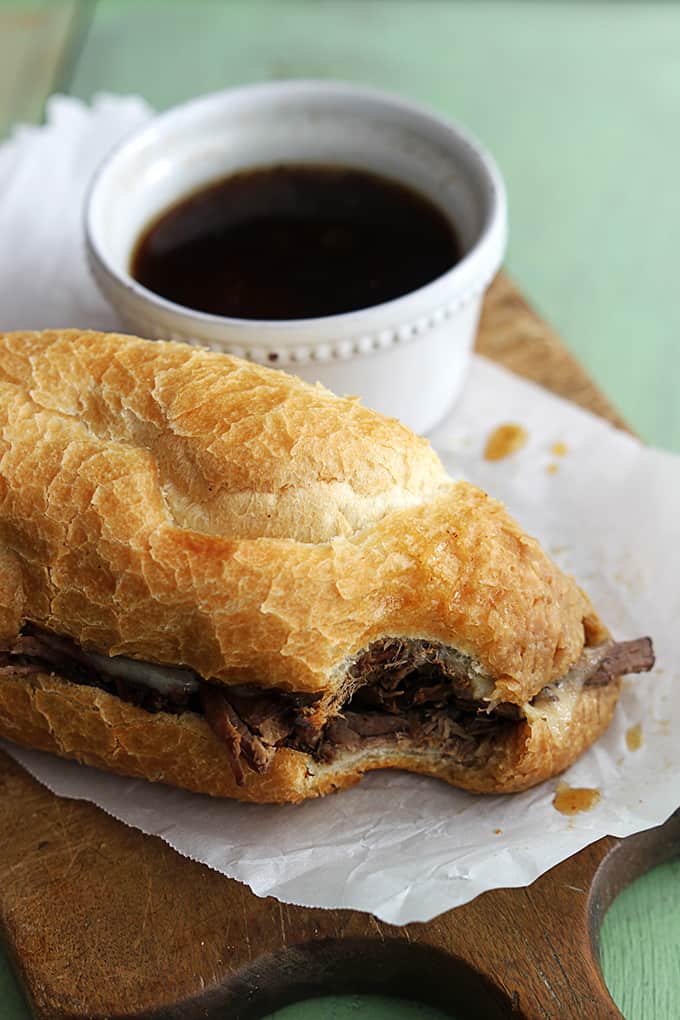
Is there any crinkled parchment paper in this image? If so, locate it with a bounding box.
[0,97,677,924]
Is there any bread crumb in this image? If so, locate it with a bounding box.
[494,828,502,835]
[484,423,528,461]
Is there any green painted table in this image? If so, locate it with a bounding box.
[0,2,678,1018]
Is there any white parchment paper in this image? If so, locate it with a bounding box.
[0,97,677,925]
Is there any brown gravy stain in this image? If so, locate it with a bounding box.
[494,828,502,835]
[553,781,601,815]
[626,723,643,751]
[551,441,568,457]
[484,423,528,461]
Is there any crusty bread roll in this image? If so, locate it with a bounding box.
[0,330,654,802]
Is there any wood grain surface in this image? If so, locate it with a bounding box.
[0,272,676,1020]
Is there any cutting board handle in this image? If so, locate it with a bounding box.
[137,811,680,1020]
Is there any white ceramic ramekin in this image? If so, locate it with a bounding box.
[85,81,507,434]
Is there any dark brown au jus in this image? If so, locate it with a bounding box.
[131,164,462,320]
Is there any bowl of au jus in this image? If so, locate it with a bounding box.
[85,80,507,433]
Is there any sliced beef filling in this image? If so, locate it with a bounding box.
[579,639,656,687]
[0,627,654,785]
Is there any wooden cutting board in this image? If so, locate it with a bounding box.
[0,273,676,1020]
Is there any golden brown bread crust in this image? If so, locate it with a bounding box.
[0,328,617,801]
[0,330,600,705]
[0,670,620,803]
[0,329,448,544]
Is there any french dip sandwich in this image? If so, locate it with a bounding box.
[0,330,654,802]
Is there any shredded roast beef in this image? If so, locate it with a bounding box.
[200,685,277,784]
[348,639,488,708]
[323,711,407,751]
[0,628,655,786]
[319,705,507,769]
[585,638,655,687]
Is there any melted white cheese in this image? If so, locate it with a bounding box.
[525,644,611,732]
[83,649,200,695]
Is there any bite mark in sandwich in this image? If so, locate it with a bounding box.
[0,329,655,802]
